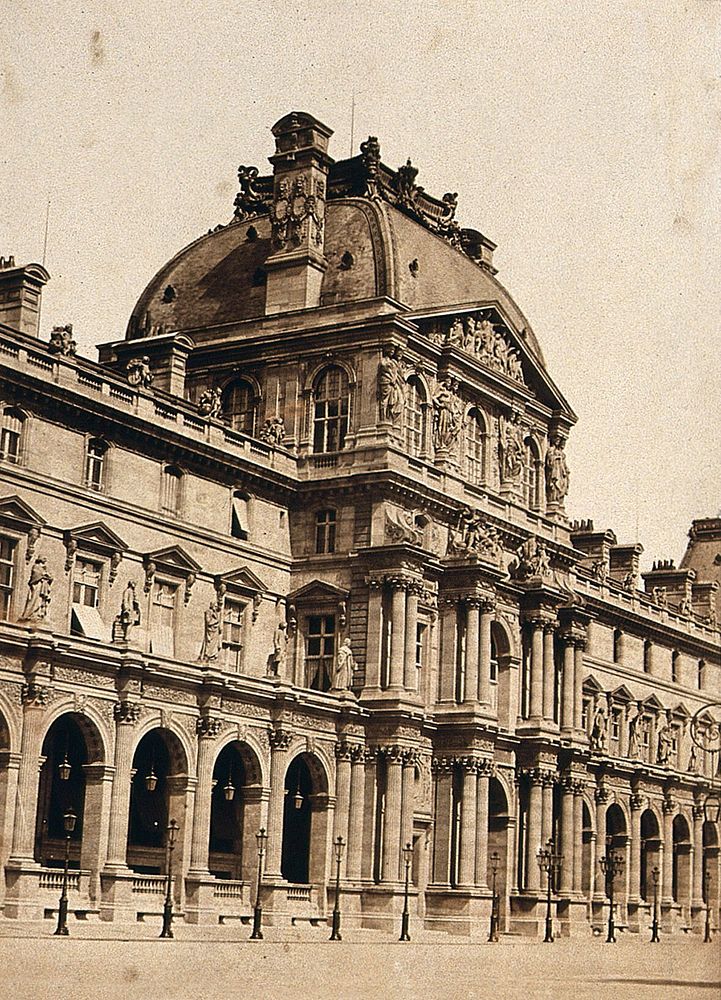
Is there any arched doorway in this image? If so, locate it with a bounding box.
[702,820,719,919]
[127,728,187,874]
[640,809,661,902]
[581,801,593,898]
[672,813,691,912]
[280,753,329,885]
[488,776,510,924]
[34,714,101,870]
[208,741,262,881]
[491,621,514,730]
[605,804,627,916]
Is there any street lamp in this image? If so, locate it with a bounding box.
[329,835,345,941]
[250,827,267,940]
[159,818,179,939]
[599,842,624,944]
[54,807,76,936]
[399,841,413,941]
[488,850,501,943]
[536,839,562,943]
[704,869,712,943]
[650,866,660,942]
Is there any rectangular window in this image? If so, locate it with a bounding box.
[581,698,591,733]
[415,622,426,673]
[0,536,16,619]
[611,708,621,744]
[73,558,101,608]
[315,509,337,554]
[161,468,181,515]
[641,718,651,761]
[231,493,249,540]
[671,651,680,684]
[0,418,21,463]
[150,580,177,657]
[455,605,467,703]
[306,614,335,692]
[222,599,244,671]
[698,660,706,690]
[85,440,106,490]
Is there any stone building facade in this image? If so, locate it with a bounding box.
[0,112,717,936]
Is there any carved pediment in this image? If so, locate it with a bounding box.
[610,684,635,704]
[0,494,45,529]
[215,565,267,595]
[64,521,128,555]
[287,580,349,603]
[582,675,603,695]
[144,545,201,575]
[642,693,665,713]
[670,702,691,720]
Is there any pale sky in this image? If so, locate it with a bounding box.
[2,1,719,570]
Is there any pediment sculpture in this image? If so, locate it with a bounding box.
[447,506,503,564]
[425,312,525,385]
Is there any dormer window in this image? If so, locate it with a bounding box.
[313,367,349,454]
[222,379,256,436]
[85,438,108,491]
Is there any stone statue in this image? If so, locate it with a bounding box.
[114,580,141,641]
[656,722,674,765]
[687,744,698,774]
[360,136,381,197]
[678,596,692,617]
[545,434,570,504]
[19,557,53,622]
[258,416,285,446]
[198,387,222,418]
[432,376,463,451]
[653,586,668,608]
[127,356,154,389]
[198,600,221,662]
[269,621,287,676]
[48,324,77,357]
[385,507,424,547]
[331,637,355,691]
[498,413,524,483]
[628,708,640,758]
[590,705,607,752]
[591,559,608,583]
[377,345,405,424]
[448,317,464,346]
[513,536,551,580]
[447,506,503,564]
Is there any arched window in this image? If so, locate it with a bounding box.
[671,650,680,684]
[312,366,349,454]
[644,640,653,674]
[222,379,256,436]
[465,408,485,485]
[404,377,425,457]
[524,438,541,509]
[85,438,108,491]
[613,628,623,664]
[0,407,25,464]
[698,659,706,690]
[161,466,182,516]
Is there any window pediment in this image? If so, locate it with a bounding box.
[143,545,201,602]
[287,580,349,604]
[64,521,128,556]
[0,494,44,530]
[215,565,267,597]
[642,693,665,712]
[610,684,634,703]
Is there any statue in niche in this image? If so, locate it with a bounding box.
[545,434,570,504]
[590,704,608,752]
[656,721,674,765]
[19,556,53,622]
[258,416,285,446]
[432,376,463,451]
[498,413,525,483]
[687,744,698,774]
[268,621,287,676]
[48,324,76,357]
[377,345,405,424]
[126,356,154,389]
[198,600,221,662]
[198,387,222,418]
[331,637,355,692]
[627,707,640,758]
[114,580,141,641]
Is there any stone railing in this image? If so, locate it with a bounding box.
[131,875,167,895]
[39,869,81,891]
[213,880,247,900]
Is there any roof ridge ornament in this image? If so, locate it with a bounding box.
[233,165,272,222]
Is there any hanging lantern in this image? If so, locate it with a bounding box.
[63,808,77,835]
[294,780,303,810]
[145,767,158,792]
[223,774,235,802]
[58,753,71,782]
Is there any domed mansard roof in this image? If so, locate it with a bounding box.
[126,123,545,368]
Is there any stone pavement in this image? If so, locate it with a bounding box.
[0,921,717,1000]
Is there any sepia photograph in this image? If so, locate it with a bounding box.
[1,2,719,997]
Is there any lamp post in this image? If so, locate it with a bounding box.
[599,842,624,944]
[250,827,267,940]
[536,839,562,943]
[399,841,413,941]
[650,866,660,942]
[329,835,345,941]
[54,807,77,936]
[703,869,712,943]
[159,818,179,939]
[488,850,500,943]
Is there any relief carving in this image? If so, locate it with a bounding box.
[446,505,503,564]
[377,345,405,424]
[426,312,525,385]
[271,175,323,250]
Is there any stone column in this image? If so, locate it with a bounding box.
[593,789,608,899]
[479,602,494,708]
[560,637,575,734]
[381,746,403,882]
[400,751,416,862]
[475,762,491,889]
[464,601,480,705]
[526,772,543,892]
[0,750,21,873]
[345,746,365,882]
[265,729,292,878]
[333,742,353,875]
[618,705,629,759]
[188,717,222,876]
[662,798,675,904]
[104,701,141,869]
[542,624,556,723]
[540,771,554,848]
[80,763,114,902]
[559,777,575,894]
[365,580,383,689]
[692,803,704,908]
[574,641,586,736]
[572,781,585,894]
[628,794,643,904]
[438,600,457,702]
[432,758,453,884]
[529,620,544,722]
[389,579,407,690]
[404,585,420,690]
[458,758,477,887]
[9,683,49,862]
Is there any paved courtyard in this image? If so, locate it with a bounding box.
[0,924,717,1000]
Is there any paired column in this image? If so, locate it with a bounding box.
[333,741,353,875]
[403,584,421,690]
[464,601,480,705]
[188,717,223,876]
[9,683,50,862]
[345,746,366,881]
[478,602,495,707]
[475,762,491,889]
[593,788,608,899]
[573,641,586,735]
[628,794,643,904]
[389,579,407,689]
[560,637,575,734]
[661,799,675,904]
[559,778,575,894]
[528,620,544,721]
[105,700,141,869]
[526,771,543,891]
[381,746,404,882]
[542,624,556,723]
[692,804,705,908]
[431,758,454,883]
[572,781,585,894]
[265,729,292,877]
[458,758,477,887]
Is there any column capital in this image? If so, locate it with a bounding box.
[334,740,354,762]
[386,574,411,592]
[379,743,406,764]
[196,716,223,739]
[113,699,141,725]
[630,791,645,811]
[692,803,705,821]
[431,755,455,775]
[21,682,49,708]
[268,727,293,751]
[594,784,610,805]
[662,795,676,815]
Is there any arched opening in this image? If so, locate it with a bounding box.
[491,621,513,730]
[281,754,328,885]
[488,776,510,922]
[672,813,691,907]
[403,377,426,457]
[702,820,719,912]
[127,728,187,873]
[605,804,627,898]
[640,809,661,901]
[209,741,262,881]
[35,714,93,869]
[581,801,593,897]
[312,366,350,454]
[222,379,256,436]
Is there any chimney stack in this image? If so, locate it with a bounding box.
[0,257,50,338]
